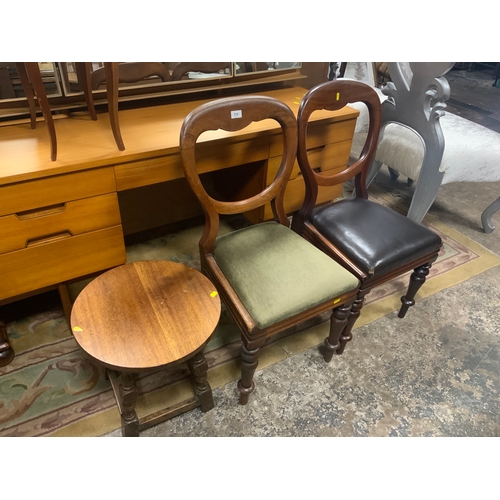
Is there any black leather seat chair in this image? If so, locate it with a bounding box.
[292,79,442,355]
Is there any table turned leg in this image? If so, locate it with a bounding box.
[187,351,214,412]
[108,370,139,437]
[0,319,15,367]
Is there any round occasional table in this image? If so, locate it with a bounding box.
[70,260,221,437]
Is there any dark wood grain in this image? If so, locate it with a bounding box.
[70,260,221,371]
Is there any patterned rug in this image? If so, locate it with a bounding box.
[1,194,499,437]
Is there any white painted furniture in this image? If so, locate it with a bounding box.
[347,62,500,233]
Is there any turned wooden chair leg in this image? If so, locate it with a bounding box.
[336,290,369,355]
[187,350,214,412]
[399,262,432,318]
[24,62,57,161]
[237,342,263,405]
[104,62,125,151]
[324,303,352,363]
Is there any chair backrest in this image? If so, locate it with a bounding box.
[294,79,382,226]
[180,95,297,254]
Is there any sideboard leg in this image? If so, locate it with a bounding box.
[0,319,15,367]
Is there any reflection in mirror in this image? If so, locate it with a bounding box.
[235,62,301,75]
[0,62,62,101]
[59,62,233,96]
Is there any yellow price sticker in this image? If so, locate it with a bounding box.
[73,326,83,332]
[210,291,218,298]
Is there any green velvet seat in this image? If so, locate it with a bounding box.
[179,94,362,404]
[214,222,359,330]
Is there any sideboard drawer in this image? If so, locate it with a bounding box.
[114,135,271,191]
[268,114,357,157]
[0,167,116,217]
[0,193,122,254]
[260,161,343,222]
[0,226,126,300]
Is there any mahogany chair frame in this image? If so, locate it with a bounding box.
[292,80,442,354]
[180,95,359,404]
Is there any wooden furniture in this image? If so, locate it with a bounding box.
[70,260,221,436]
[67,62,125,153]
[76,62,174,152]
[11,63,124,161]
[20,62,58,160]
[292,80,443,354]
[179,95,360,404]
[0,86,359,367]
[0,166,127,316]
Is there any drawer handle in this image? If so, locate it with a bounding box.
[26,231,73,247]
[17,203,66,221]
[307,145,326,154]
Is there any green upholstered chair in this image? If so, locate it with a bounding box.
[180,95,360,405]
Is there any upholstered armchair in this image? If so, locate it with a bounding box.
[347,62,500,233]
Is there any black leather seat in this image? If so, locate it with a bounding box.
[311,198,442,278]
[292,79,443,356]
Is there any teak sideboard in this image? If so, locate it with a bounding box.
[0,85,359,365]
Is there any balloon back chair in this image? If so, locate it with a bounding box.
[179,95,360,404]
[292,80,442,354]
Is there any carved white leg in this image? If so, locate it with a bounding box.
[366,159,384,187]
[406,166,445,223]
[481,195,500,234]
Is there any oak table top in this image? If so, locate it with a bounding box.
[70,260,221,371]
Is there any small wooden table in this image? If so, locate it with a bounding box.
[70,260,221,437]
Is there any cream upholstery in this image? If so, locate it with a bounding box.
[344,64,500,233]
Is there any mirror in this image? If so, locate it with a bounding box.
[59,62,234,97]
[235,62,301,75]
[0,62,304,121]
[0,62,62,101]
